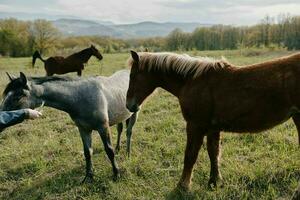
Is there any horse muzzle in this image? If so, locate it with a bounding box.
[126,100,140,112]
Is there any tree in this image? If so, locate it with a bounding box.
[30,19,60,54]
[166,28,191,51]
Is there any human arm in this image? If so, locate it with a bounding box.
[0,109,42,131]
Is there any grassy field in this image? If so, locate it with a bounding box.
[0,50,299,200]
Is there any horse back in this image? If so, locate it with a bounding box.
[97,70,131,125]
[47,56,65,64]
[180,57,300,133]
[45,56,83,75]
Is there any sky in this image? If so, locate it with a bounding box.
[0,0,299,25]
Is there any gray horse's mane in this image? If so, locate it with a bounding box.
[30,76,78,84]
[3,75,78,96]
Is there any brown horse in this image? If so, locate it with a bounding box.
[32,45,103,76]
[126,51,300,191]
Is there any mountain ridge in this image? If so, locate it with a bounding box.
[0,14,213,38]
[52,18,213,38]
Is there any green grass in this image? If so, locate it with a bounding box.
[0,49,299,200]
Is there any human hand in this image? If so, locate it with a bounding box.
[24,109,42,119]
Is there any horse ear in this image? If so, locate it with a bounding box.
[130,50,139,63]
[19,72,27,85]
[6,72,16,82]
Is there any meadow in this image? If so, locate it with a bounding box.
[0,49,299,200]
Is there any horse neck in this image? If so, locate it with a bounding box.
[76,49,92,63]
[31,82,76,113]
[154,71,187,97]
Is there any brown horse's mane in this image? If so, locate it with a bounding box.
[69,47,93,62]
[128,52,232,78]
[129,52,300,78]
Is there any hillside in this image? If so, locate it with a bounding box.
[52,18,211,38]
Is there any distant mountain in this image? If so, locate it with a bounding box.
[52,19,212,38]
[0,13,212,38]
[115,21,211,38]
[52,19,126,37]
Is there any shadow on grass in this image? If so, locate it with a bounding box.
[236,168,300,199]
[3,162,41,182]
[165,168,300,200]
[4,166,82,199]
[165,187,197,200]
[3,165,115,200]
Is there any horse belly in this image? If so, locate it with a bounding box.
[216,108,292,133]
[106,92,131,126]
[213,97,294,133]
[108,107,131,126]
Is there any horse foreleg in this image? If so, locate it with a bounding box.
[78,127,93,183]
[98,122,120,180]
[177,122,205,191]
[292,114,300,145]
[126,112,138,157]
[207,131,222,188]
[77,70,82,76]
[115,123,123,153]
[45,70,52,76]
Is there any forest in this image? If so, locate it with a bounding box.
[0,14,299,57]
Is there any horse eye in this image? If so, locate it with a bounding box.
[16,92,26,99]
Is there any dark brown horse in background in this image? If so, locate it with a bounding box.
[126,51,300,191]
[32,45,103,76]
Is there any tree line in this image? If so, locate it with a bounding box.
[0,14,299,57]
[166,15,300,51]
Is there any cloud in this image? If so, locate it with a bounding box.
[0,0,299,24]
[160,0,298,9]
[157,0,300,24]
[54,0,167,23]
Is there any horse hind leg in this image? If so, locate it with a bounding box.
[125,112,138,157]
[115,123,123,153]
[78,126,93,183]
[97,122,119,180]
[207,131,222,188]
[292,114,300,146]
[45,69,53,76]
[177,122,205,191]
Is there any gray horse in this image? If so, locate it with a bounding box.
[1,70,137,182]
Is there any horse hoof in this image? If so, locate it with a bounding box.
[176,181,190,192]
[207,181,217,190]
[81,174,94,184]
[208,176,223,189]
[113,172,120,181]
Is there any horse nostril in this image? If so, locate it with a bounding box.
[126,104,131,111]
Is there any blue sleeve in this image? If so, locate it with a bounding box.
[0,110,27,131]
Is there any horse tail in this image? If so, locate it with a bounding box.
[32,50,45,67]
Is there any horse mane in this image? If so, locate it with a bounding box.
[128,52,232,78]
[3,78,27,96]
[71,47,92,62]
[30,76,77,84]
[3,76,76,96]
